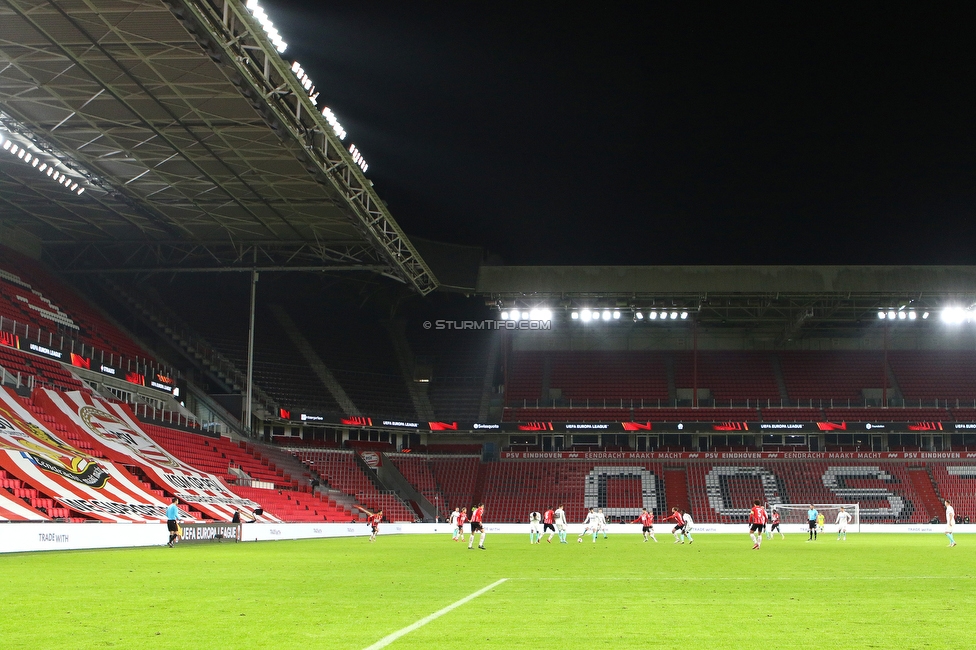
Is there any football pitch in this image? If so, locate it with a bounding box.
[0,532,969,649]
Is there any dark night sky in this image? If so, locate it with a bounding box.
[270,2,976,266]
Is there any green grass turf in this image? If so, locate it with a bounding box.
[0,532,970,649]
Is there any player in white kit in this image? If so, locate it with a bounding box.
[682,511,695,544]
[578,507,598,543]
[835,506,852,541]
[597,508,609,539]
[945,500,957,547]
[449,507,461,541]
[529,511,542,544]
[554,504,568,543]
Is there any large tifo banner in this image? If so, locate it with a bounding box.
[0,486,48,521]
[38,389,278,523]
[0,387,174,522]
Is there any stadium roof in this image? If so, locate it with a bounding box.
[0,0,437,293]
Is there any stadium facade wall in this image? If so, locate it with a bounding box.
[3,522,971,554]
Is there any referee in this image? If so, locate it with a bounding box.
[166,497,180,547]
[806,504,818,541]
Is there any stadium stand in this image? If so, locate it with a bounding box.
[889,350,976,403]
[293,449,416,521]
[0,345,83,392]
[672,351,781,402]
[0,245,153,367]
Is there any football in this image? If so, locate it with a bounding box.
[577,538,582,543]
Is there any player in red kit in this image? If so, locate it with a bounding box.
[356,506,383,542]
[768,509,784,539]
[748,500,767,549]
[632,507,657,542]
[543,507,556,543]
[456,507,469,542]
[663,507,686,543]
[468,502,486,550]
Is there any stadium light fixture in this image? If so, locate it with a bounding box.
[941,307,968,324]
[321,107,348,140]
[648,311,657,320]
[500,311,509,320]
[877,311,886,319]
[348,144,369,173]
[571,311,579,320]
[245,0,287,52]
[670,311,678,320]
[897,311,906,320]
[580,309,592,322]
[908,311,917,320]
[922,312,929,319]
[613,310,621,320]
[887,310,896,320]
[680,311,689,320]
[2,134,88,196]
[635,311,643,320]
[602,310,612,321]
[511,310,522,322]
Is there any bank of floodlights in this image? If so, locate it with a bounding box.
[500,308,552,321]
[0,132,86,196]
[245,0,287,52]
[569,307,688,323]
[877,307,928,321]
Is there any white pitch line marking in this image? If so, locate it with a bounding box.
[364,578,508,650]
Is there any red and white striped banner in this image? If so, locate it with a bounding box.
[0,387,173,522]
[0,487,48,521]
[39,390,278,522]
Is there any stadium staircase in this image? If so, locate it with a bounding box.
[267,304,360,416]
[385,320,435,421]
[98,277,279,418]
[662,467,690,512]
[905,466,943,521]
[293,449,416,521]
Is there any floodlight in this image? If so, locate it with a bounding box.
[942,307,965,324]
[908,311,917,320]
[46,168,53,176]
[500,311,509,320]
[38,163,46,171]
[602,310,611,321]
[23,152,31,162]
[581,309,592,322]
[571,311,579,320]
[670,312,678,320]
[877,311,885,319]
[17,148,25,158]
[511,310,521,321]
[76,187,85,195]
[540,309,552,320]
[9,144,18,154]
[649,311,657,320]
[31,158,39,167]
[897,311,906,320]
[2,140,10,150]
[680,311,688,320]
[887,310,896,320]
[635,312,643,320]
[70,183,78,191]
[922,312,929,319]
[613,310,621,320]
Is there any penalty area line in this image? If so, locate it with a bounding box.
[363,578,508,650]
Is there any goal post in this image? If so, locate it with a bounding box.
[770,503,860,533]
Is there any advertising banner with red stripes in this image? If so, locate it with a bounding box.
[39,389,277,522]
[0,387,175,522]
[0,487,48,521]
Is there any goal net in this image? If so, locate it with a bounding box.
[770,504,860,533]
